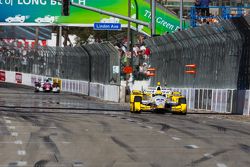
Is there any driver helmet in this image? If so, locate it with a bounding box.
[155,90,163,95]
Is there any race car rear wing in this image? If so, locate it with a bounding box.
[144,87,172,95]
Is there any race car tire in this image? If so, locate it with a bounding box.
[181,111,187,115]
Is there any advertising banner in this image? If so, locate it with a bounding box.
[15,72,22,83]
[0,0,188,35]
[0,70,6,81]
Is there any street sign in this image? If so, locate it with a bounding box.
[113,66,120,74]
[94,23,121,30]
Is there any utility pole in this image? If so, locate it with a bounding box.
[34,27,39,49]
[151,0,156,35]
[56,26,62,47]
[126,0,132,99]
[180,0,183,30]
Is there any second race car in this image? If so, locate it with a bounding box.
[34,77,61,93]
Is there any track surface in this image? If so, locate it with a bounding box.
[0,86,250,167]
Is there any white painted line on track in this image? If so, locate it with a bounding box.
[127,119,135,122]
[11,132,18,137]
[17,150,26,156]
[17,161,27,166]
[73,161,84,167]
[48,127,57,129]
[204,153,214,158]
[3,116,10,119]
[14,140,23,145]
[146,126,153,129]
[8,126,15,130]
[172,137,181,141]
[137,122,143,125]
[157,131,165,134]
[217,163,227,167]
[185,145,199,149]
[5,120,11,124]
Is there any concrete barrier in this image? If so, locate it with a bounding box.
[89,82,104,99]
[173,88,235,114]
[104,85,120,102]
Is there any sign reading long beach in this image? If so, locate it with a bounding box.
[0,0,86,6]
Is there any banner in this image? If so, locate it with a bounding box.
[15,72,22,84]
[0,0,188,35]
[0,70,6,81]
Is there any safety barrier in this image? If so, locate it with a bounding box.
[61,79,89,95]
[89,82,105,99]
[104,85,120,102]
[0,70,121,103]
[172,88,235,114]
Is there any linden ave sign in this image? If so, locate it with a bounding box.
[93,23,121,30]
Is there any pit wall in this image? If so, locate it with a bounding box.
[0,70,121,103]
[126,80,249,115]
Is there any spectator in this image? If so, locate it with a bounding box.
[200,0,210,16]
[194,0,201,15]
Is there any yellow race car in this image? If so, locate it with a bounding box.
[129,82,187,115]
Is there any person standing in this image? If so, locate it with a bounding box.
[200,0,211,16]
[194,0,201,15]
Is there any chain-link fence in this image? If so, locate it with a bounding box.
[0,41,120,85]
[145,16,250,89]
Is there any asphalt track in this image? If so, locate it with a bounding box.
[0,84,250,167]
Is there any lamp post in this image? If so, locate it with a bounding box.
[180,0,183,30]
[151,0,156,35]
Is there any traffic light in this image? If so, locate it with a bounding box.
[62,0,70,16]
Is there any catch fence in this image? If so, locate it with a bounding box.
[0,41,120,85]
[145,16,250,90]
